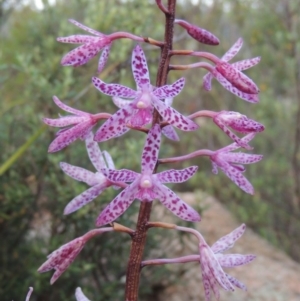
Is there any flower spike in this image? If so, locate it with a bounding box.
[93,45,198,142]
[96,124,200,226]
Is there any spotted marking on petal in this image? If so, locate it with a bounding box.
[226,273,247,291]
[156,184,201,222]
[57,35,95,44]
[98,43,111,73]
[218,254,256,268]
[156,166,198,183]
[60,162,99,186]
[141,124,161,174]
[94,104,134,142]
[68,19,103,36]
[213,71,259,103]
[85,132,106,171]
[221,153,263,165]
[96,181,139,226]
[152,97,198,131]
[112,96,132,109]
[131,45,150,88]
[231,57,261,71]
[162,125,179,141]
[103,169,138,182]
[202,72,213,91]
[92,77,137,98]
[64,183,108,214]
[153,78,185,99]
[48,120,96,152]
[211,224,246,254]
[52,96,90,116]
[43,116,84,127]
[222,38,243,62]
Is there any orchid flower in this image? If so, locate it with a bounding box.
[57,19,144,72]
[175,19,219,45]
[38,228,113,284]
[96,124,200,226]
[112,95,179,141]
[43,96,110,152]
[213,111,264,149]
[209,133,263,194]
[203,38,261,102]
[61,132,122,215]
[75,288,92,301]
[92,45,198,142]
[199,224,255,301]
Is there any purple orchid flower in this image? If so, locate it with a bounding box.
[43,96,110,152]
[213,111,265,149]
[200,224,255,301]
[57,19,144,73]
[75,288,92,301]
[175,19,219,45]
[60,132,122,215]
[92,45,198,142]
[203,38,261,102]
[38,228,113,284]
[96,124,200,226]
[112,95,179,141]
[209,133,263,194]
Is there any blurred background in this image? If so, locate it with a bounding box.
[1,0,300,300]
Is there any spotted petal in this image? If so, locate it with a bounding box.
[92,77,137,98]
[162,125,180,141]
[96,181,139,226]
[102,169,138,182]
[112,96,132,109]
[141,124,161,174]
[57,35,95,44]
[211,224,246,254]
[222,38,243,62]
[98,43,112,73]
[52,96,90,116]
[156,183,201,222]
[221,153,263,165]
[156,166,198,183]
[202,72,213,91]
[217,254,256,268]
[68,19,103,36]
[131,45,150,89]
[94,104,134,142]
[43,116,84,127]
[85,132,106,171]
[231,57,261,71]
[226,274,247,291]
[152,97,198,131]
[64,183,108,215]
[153,78,185,99]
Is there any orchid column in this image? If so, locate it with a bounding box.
[39,1,264,301]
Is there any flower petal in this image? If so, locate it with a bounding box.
[96,181,139,226]
[103,151,115,169]
[43,116,84,127]
[57,35,95,44]
[152,97,198,131]
[231,57,261,71]
[222,38,243,62]
[202,72,213,91]
[112,96,132,109]
[225,273,247,291]
[129,108,153,127]
[60,162,100,186]
[92,77,137,98]
[155,184,200,222]
[141,124,161,174]
[217,254,256,267]
[94,104,134,142]
[221,153,263,165]
[211,224,246,253]
[64,183,108,214]
[75,288,92,301]
[68,19,103,36]
[156,166,198,183]
[162,125,180,141]
[220,133,256,153]
[52,96,90,116]
[153,78,185,99]
[102,168,138,182]
[131,45,150,89]
[61,40,106,67]
[98,43,111,73]
[85,132,106,171]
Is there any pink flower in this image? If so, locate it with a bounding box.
[75,288,92,301]
[175,19,219,45]
[213,111,264,149]
[92,45,198,142]
[38,228,112,284]
[43,96,110,152]
[61,132,121,215]
[203,38,261,102]
[200,224,255,301]
[96,124,200,226]
[57,19,144,72]
[209,133,263,194]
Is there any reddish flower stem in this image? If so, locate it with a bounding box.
[124,1,177,300]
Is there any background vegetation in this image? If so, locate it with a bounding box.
[0,0,299,300]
